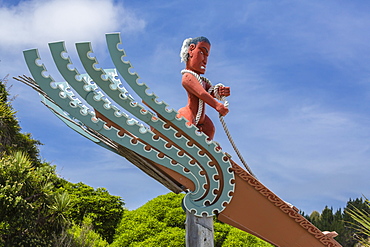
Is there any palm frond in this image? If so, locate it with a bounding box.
[346,198,370,246]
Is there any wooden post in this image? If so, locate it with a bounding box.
[185,210,214,247]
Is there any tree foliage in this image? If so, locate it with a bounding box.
[3,76,370,246]
[58,182,125,243]
[304,198,370,247]
[0,151,63,246]
[0,77,125,246]
[0,151,118,246]
[112,193,181,246]
[0,76,41,165]
[112,192,273,247]
[345,198,370,246]
[67,216,109,247]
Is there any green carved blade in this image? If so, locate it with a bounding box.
[74,41,221,204]
[39,94,119,154]
[105,33,235,215]
[48,41,207,202]
[23,48,201,194]
[22,33,236,216]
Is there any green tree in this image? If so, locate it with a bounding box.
[138,227,185,247]
[306,207,346,246]
[112,192,273,247]
[0,151,64,246]
[339,198,370,247]
[0,76,41,164]
[0,77,125,246]
[309,210,321,226]
[52,216,110,247]
[317,206,335,230]
[214,221,233,246]
[331,208,345,244]
[346,198,370,246]
[222,227,272,247]
[0,76,66,245]
[68,216,110,247]
[112,206,169,246]
[0,154,124,246]
[59,182,125,243]
[305,198,370,247]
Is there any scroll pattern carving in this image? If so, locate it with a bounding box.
[230,161,341,247]
[21,33,235,217]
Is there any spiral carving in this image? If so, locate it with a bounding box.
[22,33,235,217]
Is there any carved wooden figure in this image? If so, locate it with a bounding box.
[17,33,342,247]
[177,37,230,140]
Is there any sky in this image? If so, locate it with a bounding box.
[1,0,370,215]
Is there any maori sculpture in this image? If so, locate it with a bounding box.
[21,33,235,217]
[177,37,230,141]
[17,33,342,246]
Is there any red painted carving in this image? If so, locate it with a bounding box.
[177,37,230,140]
[230,161,341,246]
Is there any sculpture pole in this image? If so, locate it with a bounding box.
[185,211,214,247]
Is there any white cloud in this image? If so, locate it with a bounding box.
[292,105,353,133]
[0,0,145,49]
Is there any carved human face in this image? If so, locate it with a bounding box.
[186,41,210,75]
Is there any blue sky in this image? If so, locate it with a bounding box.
[1,0,370,215]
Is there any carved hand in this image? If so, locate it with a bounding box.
[216,103,229,116]
[217,86,230,97]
